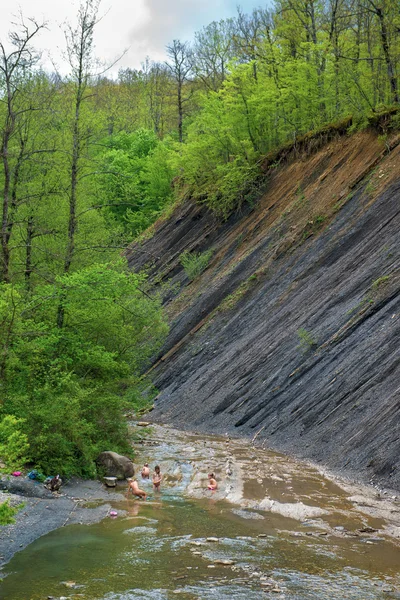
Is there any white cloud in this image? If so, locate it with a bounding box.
[0,0,264,76]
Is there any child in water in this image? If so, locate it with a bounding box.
[141,463,150,478]
[152,465,162,491]
[127,478,147,500]
[208,473,217,491]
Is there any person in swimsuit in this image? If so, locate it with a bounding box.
[153,465,162,491]
[207,473,217,491]
[127,478,147,500]
[141,463,150,478]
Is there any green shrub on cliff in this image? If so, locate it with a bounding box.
[297,328,318,352]
[180,250,213,281]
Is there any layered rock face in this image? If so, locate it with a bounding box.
[127,130,400,491]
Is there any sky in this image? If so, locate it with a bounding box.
[0,0,266,76]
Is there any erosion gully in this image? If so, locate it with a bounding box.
[1,425,399,600]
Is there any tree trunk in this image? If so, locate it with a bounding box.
[376,7,398,104]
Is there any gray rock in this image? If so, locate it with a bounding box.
[214,559,235,565]
[103,477,117,487]
[0,477,53,499]
[96,451,134,479]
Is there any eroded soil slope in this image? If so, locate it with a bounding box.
[126,129,400,491]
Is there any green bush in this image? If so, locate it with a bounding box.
[0,415,30,470]
[0,499,23,525]
[180,250,213,281]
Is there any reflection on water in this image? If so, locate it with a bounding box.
[0,426,399,600]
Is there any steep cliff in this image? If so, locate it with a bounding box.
[126,127,400,491]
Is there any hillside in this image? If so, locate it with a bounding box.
[126,126,400,491]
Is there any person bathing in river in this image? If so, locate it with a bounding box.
[208,473,218,491]
[127,478,147,500]
[141,463,150,478]
[153,465,162,491]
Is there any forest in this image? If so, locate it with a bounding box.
[0,0,399,494]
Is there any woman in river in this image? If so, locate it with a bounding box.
[127,478,147,500]
[152,465,162,491]
[207,473,217,491]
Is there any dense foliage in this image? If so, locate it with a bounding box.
[0,2,169,478]
[0,0,399,478]
[0,264,167,476]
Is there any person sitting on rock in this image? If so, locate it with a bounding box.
[152,465,162,491]
[127,478,147,500]
[207,473,218,491]
[141,463,150,478]
[45,474,62,492]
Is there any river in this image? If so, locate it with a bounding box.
[0,425,399,599]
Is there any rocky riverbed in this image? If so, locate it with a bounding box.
[1,424,399,599]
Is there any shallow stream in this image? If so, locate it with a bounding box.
[1,426,399,599]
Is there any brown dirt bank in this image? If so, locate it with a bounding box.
[126,128,400,493]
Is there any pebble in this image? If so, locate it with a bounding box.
[206,537,219,542]
[258,533,267,538]
[214,559,235,565]
[207,565,216,568]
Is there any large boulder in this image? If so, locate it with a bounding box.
[96,451,135,480]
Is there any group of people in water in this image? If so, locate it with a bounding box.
[127,464,218,500]
[127,463,161,500]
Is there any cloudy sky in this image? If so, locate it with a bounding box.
[0,0,265,75]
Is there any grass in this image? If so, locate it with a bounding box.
[300,214,328,243]
[180,249,213,281]
[297,327,318,352]
[371,275,391,290]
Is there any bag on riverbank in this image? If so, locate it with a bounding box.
[27,470,46,482]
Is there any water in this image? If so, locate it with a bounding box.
[1,426,399,599]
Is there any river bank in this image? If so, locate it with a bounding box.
[1,424,399,588]
[0,475,126,567]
